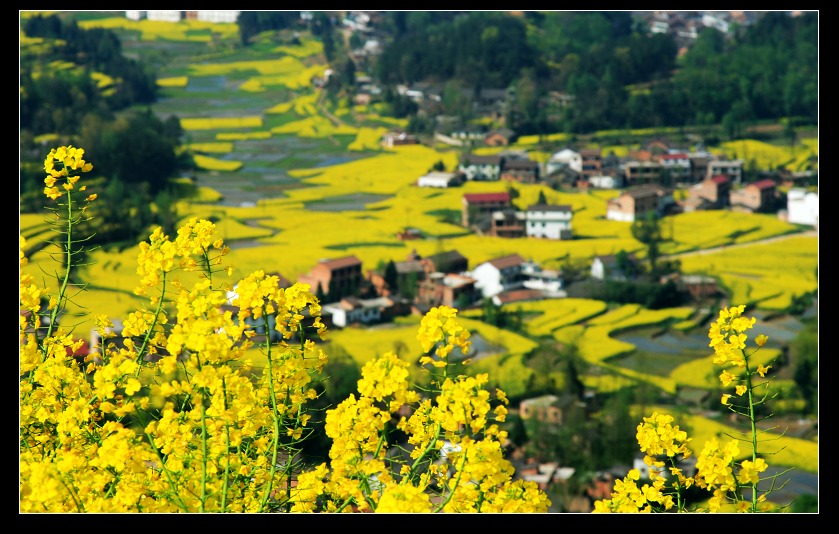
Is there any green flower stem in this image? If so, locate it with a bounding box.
[408,422,442,484]
[45,190,76,346]
[220,376,232,513]
[199,388,210,513]
[743,352,760,512]
[258,308,280,513]
[434,449,468,512]
[134,273,170,373]
[145,431,189,512]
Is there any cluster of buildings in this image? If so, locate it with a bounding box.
[239,248,568,330]
[407,138,817,228]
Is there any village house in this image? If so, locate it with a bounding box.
[419,250,469,275]
[449,126,488,145]
[484,128,516,146]
[417,170,463,188]
[415,272,478,309]
[519,393,588,425]
[525,203,573,240]
[126,10,241,22]
[380,131,418,148]
[624,160,663,186]
[471,254,528,299]
[579,148,603,182]
[520,261,564,296]
[784,188,818,228]
[462,191,512,227]
[458,153,505,181]
[588,174,623,189]
[366,251,426,299]
[298,255,363,300]
[320,296,406,328]
[500,158,541,184]
[605,184,675,222]
[688,152,713,182]
[490,209,526,238]
[546,148,582,176]
[677,274,720,301]
[729,178,778,213]
[657,153,692,183]
[682,174,731,211]
[707,158,744,185]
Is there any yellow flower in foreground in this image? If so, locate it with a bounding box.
[377,483,432,513]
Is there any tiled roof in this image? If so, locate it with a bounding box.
[489,254,526,269]
[527,204,572,212]
[463,192,510,203]
[318,255,362,270]
[750,179,777,189]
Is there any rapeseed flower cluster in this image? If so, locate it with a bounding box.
[19,146,791,513]
[20,146,550,513]
[594,305,782,513]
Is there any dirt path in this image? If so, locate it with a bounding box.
[662,229,818,260]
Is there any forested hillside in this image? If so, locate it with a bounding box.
[373,11,818,134]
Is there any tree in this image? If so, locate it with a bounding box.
[791,316,818,415]
[614,249,638,280]
[536,189,548,205]
[384,260,398,293]
[630,212,663,272]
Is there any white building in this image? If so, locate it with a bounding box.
[322,297,391,328]
[786,188,818,228]
[520,262,564,296]
[525,204,573,240]
[658,153,692,182]
[546,148,582,175]
[196,11,240,23]
[417,171,462,188]
[471,254,527,298]
[588,174,623,189]
[458,154,503,181]
[707,159,744,185]
[126,11,240,23]
[146,10,183,22]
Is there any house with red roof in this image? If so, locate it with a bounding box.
[298,255,363,300]
[462,191,512,227]
[729,178,778,213]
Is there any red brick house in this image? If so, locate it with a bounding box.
[462,191,511,227]
[415,272,477,308]
[298,255,363,299]
[605,185,674,222]
[683,174,730,211]
[729,178,778,213]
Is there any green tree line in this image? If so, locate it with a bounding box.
[371,11,817,135]
[20,14,188,246]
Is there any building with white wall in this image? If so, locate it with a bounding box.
[786,188,818,228]
[195,11,240,23]
[417,171,462,188]
[525,204,573,240]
